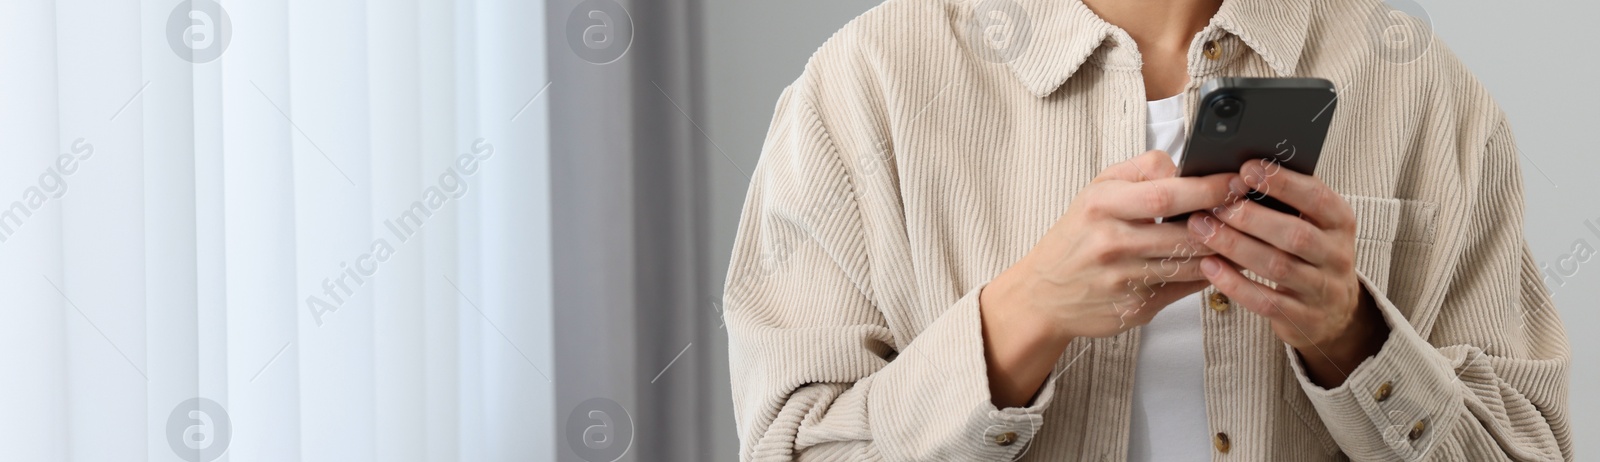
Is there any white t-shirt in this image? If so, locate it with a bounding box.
[1127,93,1209,462]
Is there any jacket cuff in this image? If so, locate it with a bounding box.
[869,283,1060,461]
[1288,272,1462,461]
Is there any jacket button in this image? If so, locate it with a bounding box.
[1202,40,1222,60]
[1213,432,1231,453]
[1409,419,1428,440]
[1208,292,1231,312]
[995,431,1018,446]
[1374,381,1394,402]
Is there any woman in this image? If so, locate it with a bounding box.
[723,0,1571,460]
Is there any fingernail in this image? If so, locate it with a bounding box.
[1201,257,1221,277]
[1241,163,1265,187]
[1228,176,1249,196]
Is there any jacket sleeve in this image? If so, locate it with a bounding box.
[724,81,1060,462]
[1291,117,1571,461]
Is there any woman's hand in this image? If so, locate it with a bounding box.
[1187,159,1389,388]
[988,152,1238,340]
[979,150,1236,406]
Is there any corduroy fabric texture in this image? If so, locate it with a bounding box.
[722,0,1572,460]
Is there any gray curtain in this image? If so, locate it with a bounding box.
[547,0,734,460]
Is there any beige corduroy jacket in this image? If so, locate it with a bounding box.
[722,0,1572,460]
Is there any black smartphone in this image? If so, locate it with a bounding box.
[1171,77,1337,220]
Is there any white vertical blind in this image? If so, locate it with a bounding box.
[0,0,553,460]
[223,0,299,460]
[0,1,65,461]
[474,0,554,458]
[61,0,149,460]
[367,0,427,460]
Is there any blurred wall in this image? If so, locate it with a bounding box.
[697,0,1600,455]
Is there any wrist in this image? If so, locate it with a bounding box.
[982,266,1073,347]
[1302,288,1388,387]
[979,268,1073,407]
[1335,288,1388,362]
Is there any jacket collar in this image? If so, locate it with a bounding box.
[998,0,1314,98]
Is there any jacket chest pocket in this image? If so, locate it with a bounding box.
[1342,194,1439,296]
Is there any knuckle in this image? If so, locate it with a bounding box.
[1102,271,1133,293]
[1210,176,1234,203]
[1311,184,1336,212]
[1134,156,1157,178]
[1265,254,1293,281]
[1208,270,1235,291]
[1170,261,1195,279]
[1247,286,1275,307]
[1173,241,1201,260]
[1080,190,1108,216]
[1142,186,1172,215]
[1128,238,1157,259]
[1091,247,1120,265]
[1333,253,1356,274]
[1155,257,1182,278]
[1316,274,1335,300]
[1231,202,1254,228]
[1088,227,1120,253]
[1256,296,1283,317]
[1206,225,1233,251]
[1287,224,1317,255]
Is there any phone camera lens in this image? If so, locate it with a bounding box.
[1212,98,1242,118]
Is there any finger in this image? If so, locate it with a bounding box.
[1188,212,1325,295]
[1143,255,1210,283]
[1094,150,1178,183]
[1238,159,1355,231]
[1093,173,1236,220]
[1110,280,1210,325]
[1201,256,1335,350]
[1199,256,1310,322]
[1122,222,1217,259]
[1204,195,1340,266]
